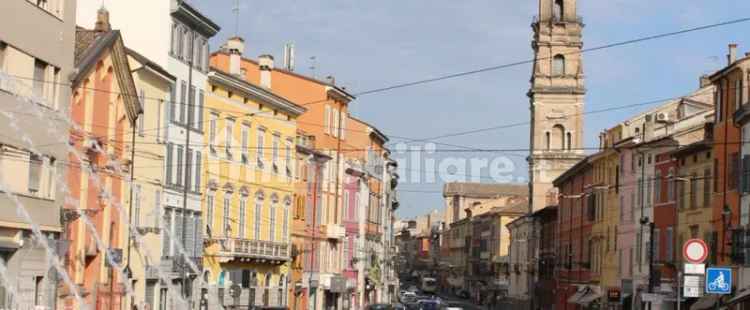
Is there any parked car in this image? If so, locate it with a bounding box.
[393,303,407,310]
[455,289,470,299]
[366,304,393,310]
[400,291,417,303]
[417,299,441,310]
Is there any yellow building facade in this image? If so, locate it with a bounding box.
[125,49,176,309]
[202,66,305,308]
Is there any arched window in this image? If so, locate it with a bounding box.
[553,0,564,21]
[255,191,264,240]
[553,55,565,76]
[545,132,551,150]
[269,194,279,242]
[552,124,565,150]
[567,132,572,150]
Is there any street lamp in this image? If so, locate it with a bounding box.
[640,216,655,310]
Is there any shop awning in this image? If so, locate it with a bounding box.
[727,289,750,305]
[690,295,720,310]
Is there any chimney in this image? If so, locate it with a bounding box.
[95,7,111,33]
[259,54,274,88]
[325,75,336,85]
[699,74,711,88]
[225,37,245,77]
[728,43,738,65]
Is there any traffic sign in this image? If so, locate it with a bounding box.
[685,263,706,275]
[683,239,709,263]
[705,267,732,295]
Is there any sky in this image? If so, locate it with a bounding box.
[190,0,750,220]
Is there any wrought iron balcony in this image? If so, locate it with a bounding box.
[734,102,750,125]
[217,238,290,262]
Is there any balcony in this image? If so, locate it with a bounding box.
[322,224,346,240]
[734,103,750,125]
[217,238,290,263]
[162,255,203,274]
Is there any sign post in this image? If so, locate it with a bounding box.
[682,239,710,307]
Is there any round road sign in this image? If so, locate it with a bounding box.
[683,239,708,263]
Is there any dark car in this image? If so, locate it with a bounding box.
[416,300,441,310]
[366,304,394,310]
[455,289,470,299]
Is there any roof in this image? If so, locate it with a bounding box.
[212,51,357,101]
[669,139,712,157]
[126,48,176,81]
[208,67,307,117]
[73,27,141,124]
[171,0,221,37]
[442,182,528,198]
[349,115,389,143]
[553,156,591,186]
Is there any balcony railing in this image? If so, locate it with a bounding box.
[217,238,290,261]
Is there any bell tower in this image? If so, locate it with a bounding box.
[528,0,586,212]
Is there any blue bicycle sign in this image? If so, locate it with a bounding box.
[706,267,732,295]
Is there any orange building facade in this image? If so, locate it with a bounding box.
[64,23,141,309]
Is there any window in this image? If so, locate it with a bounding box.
[332,109,340,138]
[145,280,157,310]
[552,55,565,76]
[166,143,174,185]
[226,119,235,158]
[736,79,743,111]
[169,85,176,123]
[667,169,675,202]
[194,151,201,193]
[206,194,214,235]
[162,208,172,257]
[567,132,572,150]
[171,23,182,56]
[255,196,263,239]
[28,153,42,193]
[341,113,347,139]
[33,276,43,306]
[654,172,661,203]
[185,148,192,190]
[0,41,6,71]
[209,113,218,154]
[239,198,247,238]
[257,129,265,167]
[179,81,187,123]
[324,105,331,134]
[637,178,643,207]
[138,89,146,136]
[717,82,724,122]
[269,200,276,241]
[223,195,231,237]
[666,227,674,262]
[33,59,47,99]
[553,0,563,20]
[678,178,685,209]
[182,28,192,61]
[241,123,250,164]
[704,168,712,207]
[176,145,184,186]
[272,134,280,172]
[188,86,195,125]
[653,228,660,262]
[134,184,142,227]
[646,176,652,207]
[545,132,550,150]
[197,90,205,130]
[285,139,293,177]
[202,39,209,71]
[730,152,739,190]
[744,155,750,193]
[552,124,565,150]
[283,200,290,242]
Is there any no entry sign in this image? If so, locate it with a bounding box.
[683,239,709,264]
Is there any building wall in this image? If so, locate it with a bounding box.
[126,52,174,309]
[67,49,130,310]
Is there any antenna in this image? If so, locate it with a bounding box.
[309,56,317,78]
[232,0,242,36]
[283,43,296,71]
